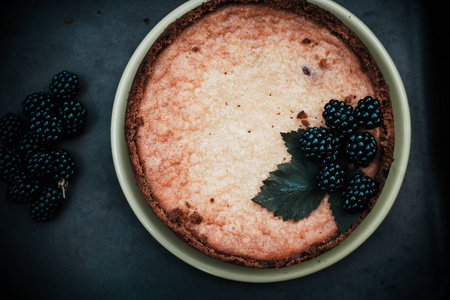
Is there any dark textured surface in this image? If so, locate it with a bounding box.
[0,0,447,299]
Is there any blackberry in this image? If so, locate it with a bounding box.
[58,99,87,137]
[0,147,23,183]
[6,171,41,203]
[345,132,378,167]
[0,113,24,147]
[28,110,62,145]
[323,100,357,136]
[30,186,63,222]
[299,127,340,162]
[342,174,377,213]
[27,150,55,180]
[22,92,59,117]
[317,162,346,193]
[355,96,382,129]
[50,148,76,183]
[18,131,47,157]
[49,70,80,99]
[27,148,76,183]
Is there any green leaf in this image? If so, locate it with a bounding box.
[252,158,325,222]
[328,193,361,233]
[252,128,364,231]
[328,167,364,233]
[252,130,324,222]
[281,129,306,159]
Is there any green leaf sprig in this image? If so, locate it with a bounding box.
[252,129,362,233]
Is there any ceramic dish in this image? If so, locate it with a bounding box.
[111,0,410,282]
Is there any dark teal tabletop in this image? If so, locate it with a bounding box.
[0,0,447,299]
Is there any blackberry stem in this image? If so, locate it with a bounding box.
[58,178,69,198]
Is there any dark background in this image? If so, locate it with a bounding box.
[0,0,447,299]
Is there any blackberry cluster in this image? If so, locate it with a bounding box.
[28,149,76,183]
[299,96,383,212]
[0,70,87,222]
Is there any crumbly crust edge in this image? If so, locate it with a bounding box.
[124,0,395,269]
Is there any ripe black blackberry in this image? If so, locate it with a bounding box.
[355,96,382,129]
[27,148,76,184]
[30,186,63,222]
[342,174,378,213]
[299,127,340,163]
[50,148,76,183]
[28,110,62,145]
[58,99,87,137]
[0,113,24,147]
[49,70,80,99]
[17,131,47,157]
[27,150,55,181]
[0,147,23,183]
[22,92,59,117]
[317,162,346,193]
[6,171,41,203]
[345,132,378,167]
[323,100,357,137]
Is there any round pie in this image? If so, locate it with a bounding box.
[125,0,394,268]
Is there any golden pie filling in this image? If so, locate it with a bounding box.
[126,0,394,268]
